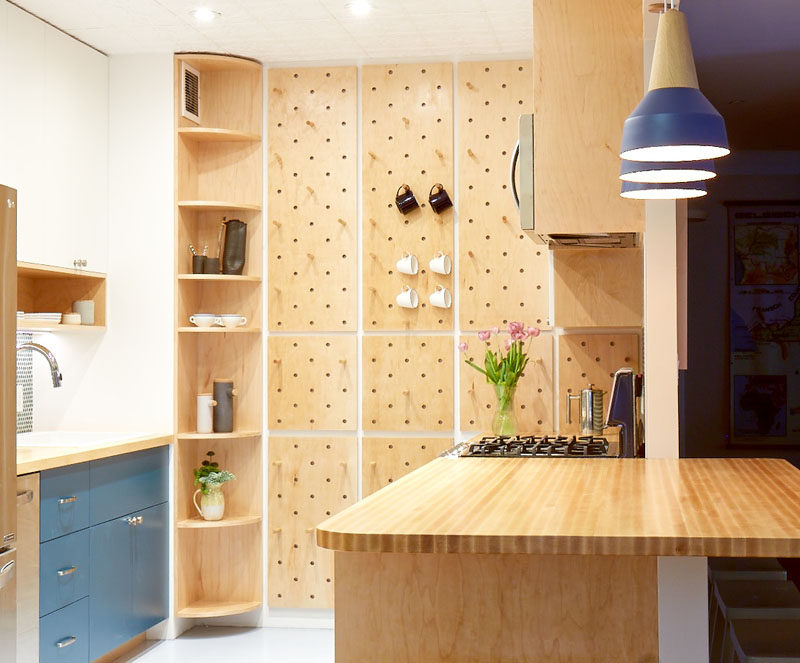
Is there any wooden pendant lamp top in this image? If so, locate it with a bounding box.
[649,9,700,91]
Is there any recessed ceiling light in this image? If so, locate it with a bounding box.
[191,7,220,22]
[346,0,372,17]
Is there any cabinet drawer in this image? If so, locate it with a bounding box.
[40,529,89,617]
[90,447,168,525]
[40,464,90,543]
[39,597,89,663]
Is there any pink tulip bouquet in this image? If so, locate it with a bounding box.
[459,322,541,435]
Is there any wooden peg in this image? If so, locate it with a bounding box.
[307,253,315,260]
[368,151,377,160]
[369,286,377,293]
[465,81,475,90]
[501,216,508,224]
[273,287,281,294]
[402,389,410,396]
[272,87,283,95]
[272,220,282,228]
[340,461,348,468]
[337,218,347,226]
[369,252,377,259]
[273,358,282,364]
[435,149,444,159]
[369,218,377,226]
[401,116,410,126]
[275,154,283,166]
[338,358,348,365]
[272,460,282,465]
[468,250,475,258]
[272,527,282,533]
[231,389,239,397]
[467,148,476,158]
[369,461,377,468]
[305,528,315,534]
[306,119,315,128]
[306,185,314,195]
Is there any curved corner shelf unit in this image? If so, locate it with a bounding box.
[174,52,264,620]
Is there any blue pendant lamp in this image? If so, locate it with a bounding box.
[621,180,707,200]
[620,6,729,163]
[619,158,715,183]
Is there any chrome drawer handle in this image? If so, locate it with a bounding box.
[126,516,143,527]
[56,636,77,649]
[58,496,78,505]
[57,566,77,577]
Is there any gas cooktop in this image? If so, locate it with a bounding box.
[459,434,612,458]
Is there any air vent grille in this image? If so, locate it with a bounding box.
[181,62,200,123]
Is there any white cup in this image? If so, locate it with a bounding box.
[395,252,419,275]
[429,285,452,308]
[429,252,452,275]
[62,313,81,325]
[220,314,248,328]
[395,286,419,309]
[196,393,216,433]
[189,314,222,327]
[72,300,95,325]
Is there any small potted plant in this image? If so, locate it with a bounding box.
[192,451,236,521]
[460,321,541,436]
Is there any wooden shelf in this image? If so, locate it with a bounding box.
[177,274,261,282]
[17,321,105,333]
[176,431,261,440]
[176,600,262,619]
[17,261,106,280]
[177,327,261,334]
[176,53,261,73]
[178,127,261,143]
[178,200,261,212]
[177,515,261,529]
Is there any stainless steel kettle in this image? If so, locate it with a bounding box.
[566,384,605,436]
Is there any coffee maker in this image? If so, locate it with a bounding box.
[605,367,644,458]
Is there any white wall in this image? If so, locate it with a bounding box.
[33,54,174,434]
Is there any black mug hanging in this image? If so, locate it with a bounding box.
[395,184,419,214]
[428,183,453,214]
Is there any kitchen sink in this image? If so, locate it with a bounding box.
[17,431,148,448]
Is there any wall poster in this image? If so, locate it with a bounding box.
[728,201,800,447]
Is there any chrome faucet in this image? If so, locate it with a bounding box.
[16,342,63,388]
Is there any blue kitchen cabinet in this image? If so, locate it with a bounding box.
[39,529,90,617]
[40,463,90,542]
[89,502,168,660]
[39,597,89,663]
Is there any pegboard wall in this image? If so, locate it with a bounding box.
[267,336,357,430]
[362,437,450,497]
[268,67,358,332]
[459,334,555,433]
[558,333,641,434]
[362,336,454,431]
[362,63,454,331]
[458,61,550,330]
[268,437,357,609]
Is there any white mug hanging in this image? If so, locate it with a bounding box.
[395,252,419,275]
[429,252,452,275]
[429,285,452,309]
[396,285,419,309]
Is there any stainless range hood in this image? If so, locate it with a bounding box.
[511,114,639,249]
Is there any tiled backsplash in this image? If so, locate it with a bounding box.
[16,332,33,434]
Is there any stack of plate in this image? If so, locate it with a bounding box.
[22,312,62,324]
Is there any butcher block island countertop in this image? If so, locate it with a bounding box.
[317,457,800,557]
[17,432,172,474]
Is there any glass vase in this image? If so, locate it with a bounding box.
[492,384,518,436]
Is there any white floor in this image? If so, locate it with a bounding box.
[115,627,335,663]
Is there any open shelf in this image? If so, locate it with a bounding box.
[176,431,261,440]
[176,600,262,619]
[177,515,261,529]
[17,321,106,333]
[178,327,261,334]
[178,127,261,143]
[176,53,261,73]
[178,201,262,212]
[177,274,261,282]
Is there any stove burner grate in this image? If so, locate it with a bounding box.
[463,434,610,458]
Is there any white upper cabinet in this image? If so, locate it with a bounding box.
[1,5,108,272]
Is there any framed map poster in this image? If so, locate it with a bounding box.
[728,201,800,447]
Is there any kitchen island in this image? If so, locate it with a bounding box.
[317,456,800,662]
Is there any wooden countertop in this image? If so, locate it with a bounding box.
[316,457,800,557]
[17,433,172,474]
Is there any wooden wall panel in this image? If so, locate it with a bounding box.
[558,334,640,434]
[268,67,358,331]
[553,248,643,327]
[362,437,450,497]
[457,60,550,330]
[362,63,454,331]
[268,336,357,430]
[268,436,357,608]
[363,336,453,431]
[460,334,554,433]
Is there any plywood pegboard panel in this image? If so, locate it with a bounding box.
[362,63,454,331]
[553,248,643,328]
[459,334,554,433]
[267,336,357,430]
[362,437,451,497]
[268,436,357,608]
[268,67,358,332]
[362,335,453,431]
[457,60,550,330]
[558,334,640,434]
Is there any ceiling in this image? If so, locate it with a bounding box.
[9,0,533,63]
